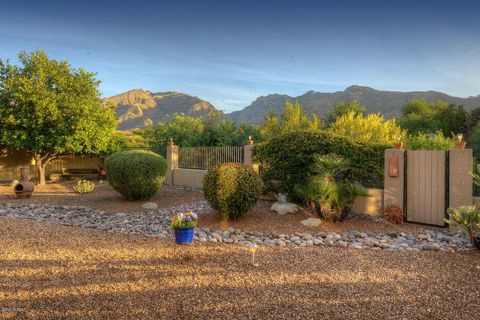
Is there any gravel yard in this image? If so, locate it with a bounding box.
[199,201,434,236]
[0,182,204,213]
[0,217,479,319]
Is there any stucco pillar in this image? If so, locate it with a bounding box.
[243,144,253,166]
[166,144,178,185]
[449,149,473,208]
[383,149,405,213]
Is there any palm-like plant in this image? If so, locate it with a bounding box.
[295,153,369,221]
[445,206,480,246]
[470,164,480,187]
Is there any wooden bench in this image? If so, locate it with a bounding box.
[61,168,99,179]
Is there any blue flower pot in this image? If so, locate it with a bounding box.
[174,227,194,244]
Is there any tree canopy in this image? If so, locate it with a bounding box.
[0,50,117,184]
[324,100,366,126]
[397,99,467,135]
[260,100,323,140]
[328,111,406,145]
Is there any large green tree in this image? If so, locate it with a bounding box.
[328,111,406,145]
[324,100,366,126]
[260,100,322,140]
[0,51,117,185]
[397,99,467,135]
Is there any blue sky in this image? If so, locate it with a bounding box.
[1,0,480,112]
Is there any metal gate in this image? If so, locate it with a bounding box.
[405,150,447,226]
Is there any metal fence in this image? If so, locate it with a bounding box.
[354,170,384,189]
[179,146,244,170]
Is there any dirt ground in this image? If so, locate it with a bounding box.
[0,181,204,213]
[0,217,479,320]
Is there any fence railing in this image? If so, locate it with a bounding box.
[178,146,244,170]
[354,170,384,189]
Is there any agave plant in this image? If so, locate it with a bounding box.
[295,153,369,221]
[470,164,480,188]
[445,206,480,243]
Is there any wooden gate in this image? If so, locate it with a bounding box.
[406,150,447,226]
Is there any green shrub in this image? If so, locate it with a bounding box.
[445,206,480,242]
[294,153,369,221]
[203,163,263,219]
[406,132,455,150]
[253,130,387,197]
[105,150,167,200]
[73,179,95,194]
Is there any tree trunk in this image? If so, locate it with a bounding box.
[34,153,57,186]
[36,161,46,186]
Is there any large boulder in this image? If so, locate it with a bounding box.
[301,218,322,227]
[271,202,298,215]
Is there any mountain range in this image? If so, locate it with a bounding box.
[106,86,480,130]
[105,89,216,130]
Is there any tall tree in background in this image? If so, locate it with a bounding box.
[329,111,406,145]
[0,51,117,185]
[260,100,322,140]
[324,100,366,126]
[138,111,261,152]
[397,99,467,135]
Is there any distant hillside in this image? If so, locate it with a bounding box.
[105,89,218,130]
[227,85,480,123]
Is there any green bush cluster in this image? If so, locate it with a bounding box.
[203,163,263,220]
[253,130,387,196]
[105,150,167,200]
[406,132,455,150]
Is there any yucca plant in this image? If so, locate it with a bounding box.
[470,164,480,187]
[295,153,369,221]
[445,206,480,249]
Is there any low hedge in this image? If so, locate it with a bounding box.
[203,163,263,220]
[105,150,167,200]
[253,130,387,196]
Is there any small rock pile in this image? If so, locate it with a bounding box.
[0,202,473,251]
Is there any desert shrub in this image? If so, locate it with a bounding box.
[253,130,387,196]
[73,179,95,194]
[328,111,406,145]
[105,150,167,200]
[407,132,455,150]
[294,153,369,221]
[203,163,263,219]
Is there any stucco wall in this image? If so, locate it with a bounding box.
[172,168,207,189]
[353,188,384,216]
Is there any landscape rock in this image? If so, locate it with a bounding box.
[301,218,322,228]
[0,202,472,252]
[271,202,298,215]
[142,202,158,210]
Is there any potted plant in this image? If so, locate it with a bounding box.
[455,133,466,149]
[445,206,480,250]
[172,211,198,244]
[394,134,403,149]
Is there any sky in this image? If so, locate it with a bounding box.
[1,0,480,112]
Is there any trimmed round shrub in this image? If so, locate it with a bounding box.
[105,150,167,200]
[203,163,263,220]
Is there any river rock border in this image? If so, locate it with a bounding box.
[0,202,473,252]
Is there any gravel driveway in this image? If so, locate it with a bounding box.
[1,217,479,319]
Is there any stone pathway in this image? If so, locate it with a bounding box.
[0,202,473,252]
